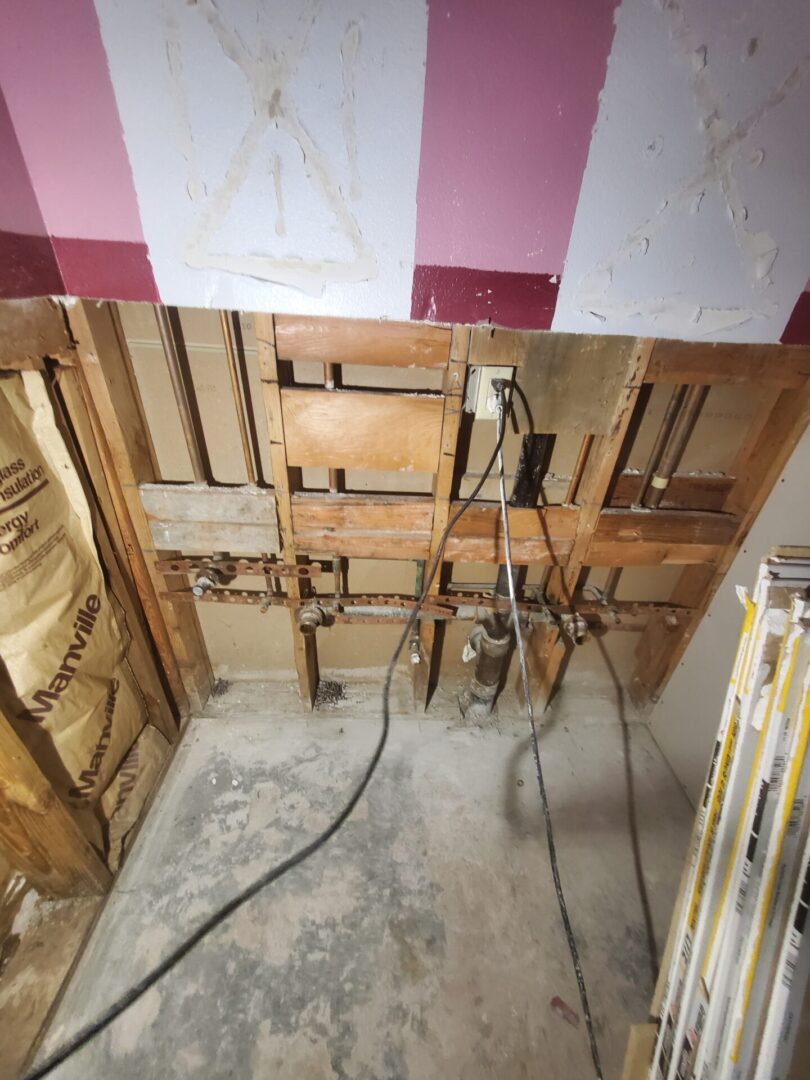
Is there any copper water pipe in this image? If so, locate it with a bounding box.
[643,384,708,509]
[155,305,207,483]
[636,384,687,507]
[565,434,594,504]
[220,310,257,485]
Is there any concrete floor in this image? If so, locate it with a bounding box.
[37,680,693,1079]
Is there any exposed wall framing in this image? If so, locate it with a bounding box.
[1,296,808,898]
[77,303,810,715]
[8,299,810,721]
[0,299,178,900]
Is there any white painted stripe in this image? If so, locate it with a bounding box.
[553,0,810,343]
[94,0,428,318]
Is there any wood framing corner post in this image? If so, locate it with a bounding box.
[524,336,654,711]
[48,365,178,744]
[255,312,319,709]
[0,707,110,897]
[65,300,213,716]
[630,371,810,708]
[413,325,469,711]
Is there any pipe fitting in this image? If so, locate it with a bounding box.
[297,603,326,636]
[192,571,219,597]
[459,615,511,721]
[560,612,589,646]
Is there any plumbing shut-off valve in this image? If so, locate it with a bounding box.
[297,602,327,636]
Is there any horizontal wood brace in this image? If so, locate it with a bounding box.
[136,484,738,568]
[292,495,730,567]
[609,472,733,511]
[586,508,738,566]
[274,315,451,368]
[644,339,810,386]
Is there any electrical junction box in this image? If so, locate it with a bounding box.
[463,366,514,419]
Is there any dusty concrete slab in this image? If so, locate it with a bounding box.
[39,698,692,1079]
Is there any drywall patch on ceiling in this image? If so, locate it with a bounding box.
[94,0,428,316]
[552,0,810,343]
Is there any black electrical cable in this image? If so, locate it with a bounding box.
[493,386,603,1079]
[25,386,515,1080]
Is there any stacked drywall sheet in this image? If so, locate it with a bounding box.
[650,549,810,1080]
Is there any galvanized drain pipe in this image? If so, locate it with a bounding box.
[642,384,708,509]
[460,428,554,720]
[459,614,512,720]
[635,384,686,507]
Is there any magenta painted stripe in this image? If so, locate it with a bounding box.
[414,0,618,277]
[0,0,156,299]
[0,88,47,238]
[781,292,810,346]
[0,231,64,299]
[0,87,63,297]
[411,265,558,329]
[51,238,159,303]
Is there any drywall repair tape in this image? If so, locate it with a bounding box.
[651,475,670,489]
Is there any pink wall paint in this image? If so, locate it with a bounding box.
[0,89,46,237]
[0,87,63,297]
[0,0,146,245]
[414,0,618,276]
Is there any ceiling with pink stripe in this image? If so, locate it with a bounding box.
[1,0,809,344]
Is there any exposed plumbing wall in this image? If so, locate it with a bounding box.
[118,303,764,690]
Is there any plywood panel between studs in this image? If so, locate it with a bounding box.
[139,482,279,553]
[281,387,444,474]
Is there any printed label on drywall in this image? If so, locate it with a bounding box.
[0,373,146,815]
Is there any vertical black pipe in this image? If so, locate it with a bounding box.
[495,433,555,599]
